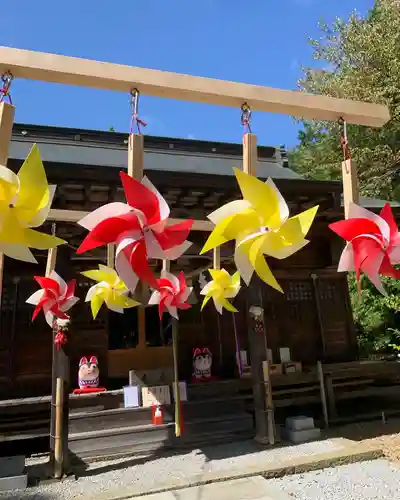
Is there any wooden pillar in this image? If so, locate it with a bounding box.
[243,132,275,445]
[127,132,146,349]
[0,102,15,334]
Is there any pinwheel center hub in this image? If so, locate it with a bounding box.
[259,226,271,234]
[8,203,14,209]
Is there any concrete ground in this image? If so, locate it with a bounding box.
[133,476,288,500]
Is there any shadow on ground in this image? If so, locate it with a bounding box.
[328,416,400,442]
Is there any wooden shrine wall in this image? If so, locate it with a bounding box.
[259,273,356,365]
[0,250,109,399]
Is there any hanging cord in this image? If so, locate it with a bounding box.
[339,117,351,173]
[0,72,13,104]
[130,88,147,135]
[241,102,252,134]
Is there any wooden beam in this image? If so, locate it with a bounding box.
[0,46,389,127]
[48,209,214,230]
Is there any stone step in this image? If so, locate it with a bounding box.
[0,474,27,492]
[285,416,315,431]
[281,426,321,444]
[141,476,290,500]
[0,455,25,478]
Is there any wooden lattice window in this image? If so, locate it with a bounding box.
[286,281,313,302]
[319,281,336,302]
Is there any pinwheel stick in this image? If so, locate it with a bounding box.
[127,124,147,347]
[44,229,67,478]
[243,132,276,444]
[162,259,182,437]
[0,101,15,324]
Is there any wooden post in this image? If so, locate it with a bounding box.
[311,274,326,359]
[0,102,15,334]
[0,102,14,165]
[127,131,146,348]
[317,361,329,429]
[172,318,181,437]
[242,133,258,176]
[340,120,359,219]
[54,377,64,479]
[243,132,276,445]
[162,259,181,437]
[47,233,71,478]
[342,159,359,219]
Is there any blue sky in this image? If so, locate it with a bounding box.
[2,0,374,148]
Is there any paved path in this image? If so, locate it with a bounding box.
[133,476,289,500]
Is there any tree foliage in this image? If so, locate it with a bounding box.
[290,0,400,200]
[348,273,400,355]
[290,1,400,355]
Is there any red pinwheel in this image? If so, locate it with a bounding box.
[329,202,400,294]
[77,172,193,291]
[26,271,79,326]
[148,271,192,319]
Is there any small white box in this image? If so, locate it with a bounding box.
[123,385,140,408]
[279,347,291,363]
[239,350,249,366]
[286,416,315,431]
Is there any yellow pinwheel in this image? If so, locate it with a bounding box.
[201,168,318,292]
[81,265,140,319]
[0,144,65,262]
[200,268,241,314]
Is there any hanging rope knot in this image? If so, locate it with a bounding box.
[0,72,13,104]
[54,329,68,351]
[130,88,147,135]
[241,102,252,134]
[338,117,351,161]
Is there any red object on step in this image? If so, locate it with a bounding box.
[180,400,185,435]
[72,387,106,395]
[152,404,164,425]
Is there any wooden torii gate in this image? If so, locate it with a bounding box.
[0,46,390,473]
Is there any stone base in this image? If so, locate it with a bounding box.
[0,474,28,492]
[285,416,315,431]
[0,456,25,478]
[282,427,321,444]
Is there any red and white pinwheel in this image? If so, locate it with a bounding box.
[26,271,79,326]
[329,202,400,294]
[77,172,193,292]
[149,271,192,319]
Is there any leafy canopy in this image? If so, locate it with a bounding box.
[290,0,400,201]
[290,1,400,354]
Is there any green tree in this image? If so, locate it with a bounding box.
[349,273,400,356]
[289,0,400,200]
[290,1,400,355]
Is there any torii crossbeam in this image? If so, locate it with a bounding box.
[0,46,389,127]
